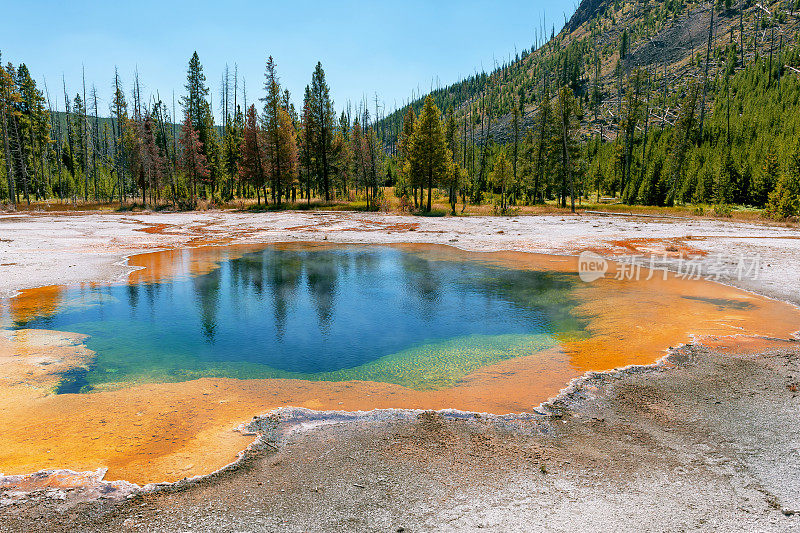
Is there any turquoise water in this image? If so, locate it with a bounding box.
[10,246,587,392]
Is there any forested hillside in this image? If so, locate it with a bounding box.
[383,0,800,215]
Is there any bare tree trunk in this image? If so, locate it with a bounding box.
[172,91,178,204]
[82,67,89,203]
[726,76,731,145]
[561,110,574,213]
[477,90,487,196]
[768,23,775,87]
[698,2,714,141]
[640,71,652,188]
[92,86,99,201]
[739,3,745,68]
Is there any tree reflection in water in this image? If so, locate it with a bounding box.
[11,246,586,388]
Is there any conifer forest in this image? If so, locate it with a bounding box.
[2,0,800,218]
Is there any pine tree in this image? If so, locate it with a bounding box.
[666,82,700,205]
[136,112,165,206]
[360,107,380,209]
[445,106,459,211]
[490,149,511,213]
[240,103,265,204]
[620,70,644,203]
[555,86,580,212]
[756,149,781,207]
[111,68,128,203]
[72,92,88,199]
[179,115,209,200]
[395,106,416,201]
[4,63,33,204]
[309,63,334,201]
[275,104,298,203]
[441,159,466,215]
[261,57,297,205]
[766,145,800,218]
[330,128,350,198]
[532,84,554,204]
[620,29,629,60]
[299,86,315,203]
[0,58,17,206]
[182,52,209,132]
[511,98,520,204]
[715,150,739,205]
[15,65,49,202]
[181,52,213,179]
[204,100,223,197]
[222,105,243,199]
[407,95,447,212]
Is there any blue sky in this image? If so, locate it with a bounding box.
[3,0,577,119]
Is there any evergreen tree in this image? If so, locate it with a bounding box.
[620,29,629,60]
[222,105,244,199]
[407,95,447,213]
[181,52,209,132]
[111,68,128,203]
[666,82,700,205]
[181,52,213,176]
[262,57,284,203]
[330,127,350,198]
[395,106,416,201]
[532,85,554,204]
[766,145,800,218]
[620,70,644,203]
[137,112,165,206]
[441,159,467,215]
[71,92,87,185]
[0,58,18,206]
[15,65,49,202]
[309,62,334,201]
[178,114,209,199]
[756,149,781,207]
[555,86,580,211]
[445,106,459,211]
[715,151,739,205]
[240,103,266,204]
[299,86,315,203]
[490,149,511,212]
[202,109,222,197]
[261,58,298,205]
[511,98,520,204]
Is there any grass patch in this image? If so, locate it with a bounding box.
[412,208,449,217]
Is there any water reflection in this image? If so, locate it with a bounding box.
[8,246,587,388]
[193,267,221,342]
[305,253,339,332]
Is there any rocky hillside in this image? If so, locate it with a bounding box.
[381,0,800,147]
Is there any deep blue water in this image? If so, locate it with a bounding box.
[10,246,585,390]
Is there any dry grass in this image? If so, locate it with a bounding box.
[3,189,794,228]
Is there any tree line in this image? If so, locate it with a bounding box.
[0,51,388,210]
[3,1,800,218]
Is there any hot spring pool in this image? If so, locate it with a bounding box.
[2,242,798,484]
[9,245,587,392]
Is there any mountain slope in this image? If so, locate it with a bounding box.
[381,0,800,147]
